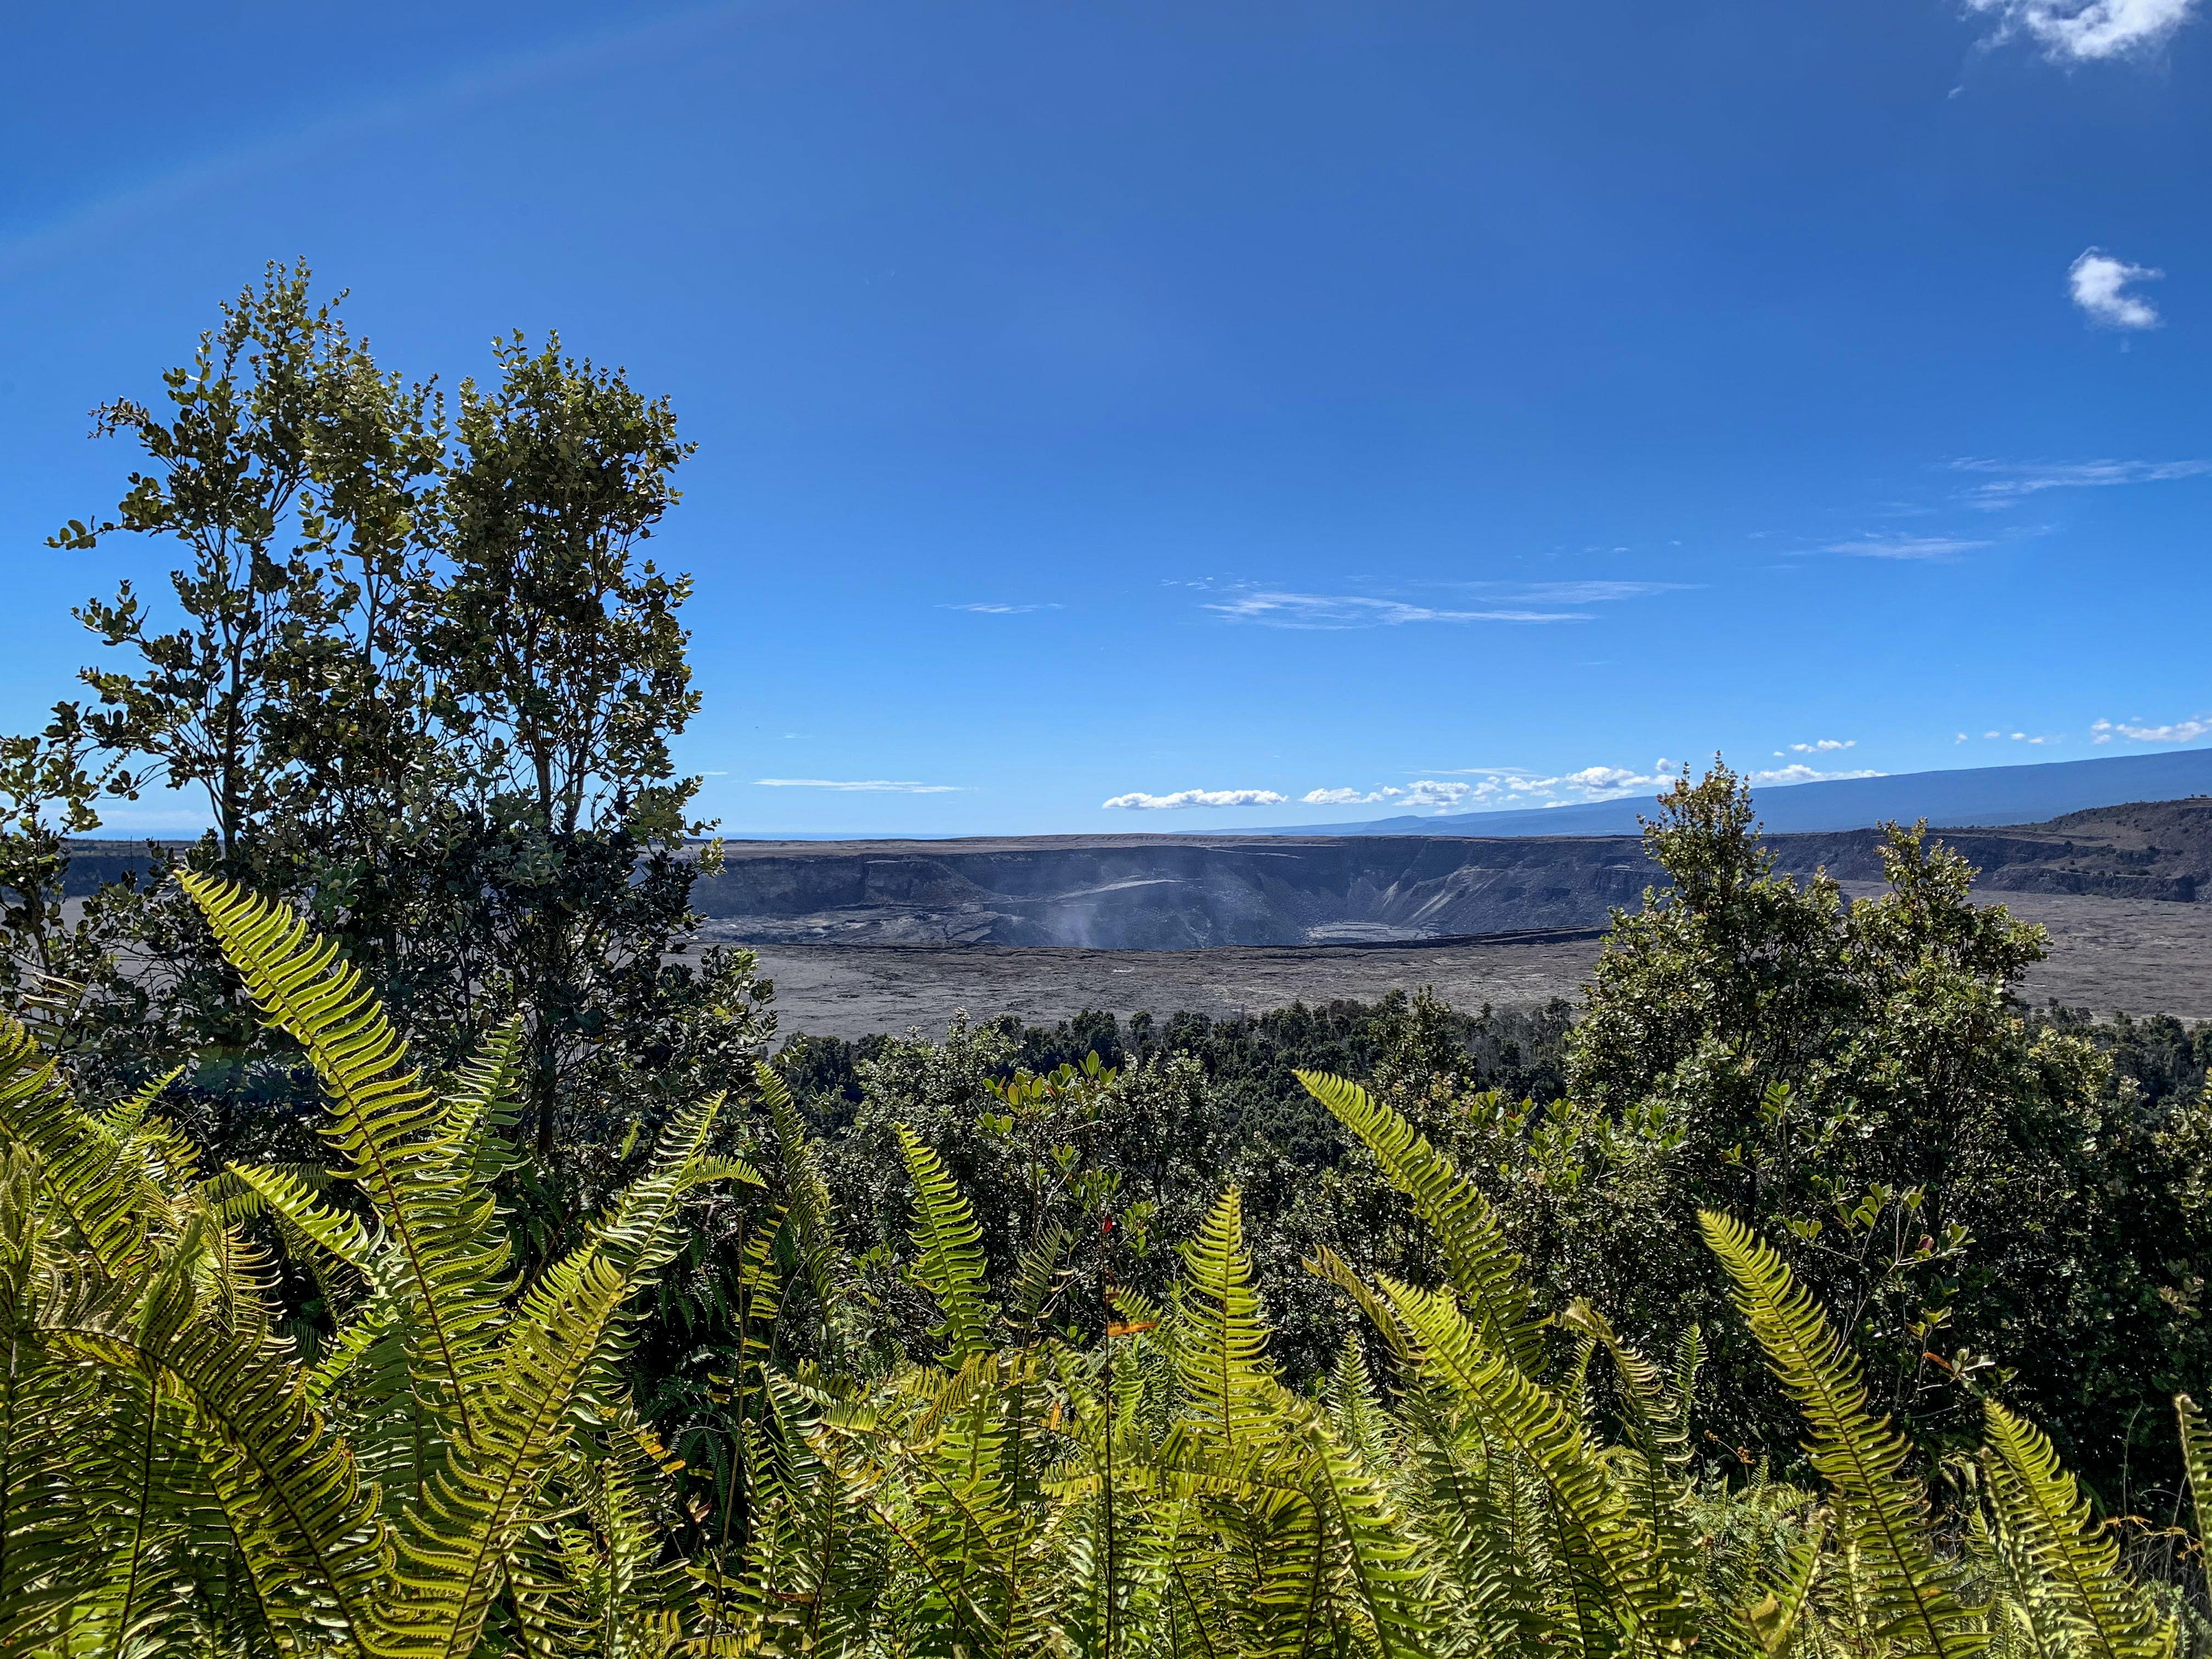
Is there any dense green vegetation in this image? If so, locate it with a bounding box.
[7,874,2208,1654]
[5,268,2210,1651]
[774,777,2212,1506]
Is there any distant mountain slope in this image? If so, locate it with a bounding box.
[1251,748,2212,837]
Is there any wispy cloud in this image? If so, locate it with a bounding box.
[1101,787,1289,810]
[1751,764,1885,786]
[1824,534,1993,560]
[2092,715,2212,744]
[1443,580,1691,604]
[1302,754,1890,815]
[754,777,963,793]
[1515,580,1686,603]
[1301,781,1473,808]
[1391,763,1680,810]
[1302,787,1387,806]
[941,602,1063,614]
[1774,739,1855,754]
[1967,0,2200,60]
[1555,766,1655,791]
[1205,592,1587,628]
[1403,780,1476,806]
[2069,248,2164,329]
[1951,456,2212,506]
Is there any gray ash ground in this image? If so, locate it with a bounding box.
[745,888,2212,1040]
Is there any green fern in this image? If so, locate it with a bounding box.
[894,1125,997,1367]
[2180,1395,2211,1557]
[1701,1209,1987,1659]
[1171,1187,1275,1455]
[1980,1398,2170,1659]
[1374,1271,1686,1655]
[1296,1069,1548,1376]
[182,873,514,1447]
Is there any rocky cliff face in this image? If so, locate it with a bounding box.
[691,834,1658,947]
[692,798,2212,947]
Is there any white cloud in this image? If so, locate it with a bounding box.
[2092,715,2212,743]
[1968,0,2199,60]
[1559,766,1647,790]
[2068,249,2163,329]
[1302,786,1394,806]
[1468,580,1690,603]
[754,777,963,793]
[1432,764,1671,805]
[1205,592,1586,628]
[1952,456,2212,505]
[942,602,1063,614]
[1301,781,1475,808]
[1751,764,1885,786]
[1402,780,1475,807]
[1102,787,1289,810]
[1825,534,1993,560]
[1788,738,1855,753]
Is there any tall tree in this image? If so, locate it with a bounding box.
[1552,761,2192,1486]
[22,268,771,1170]
[431,333,699,839]
[55,261,444,867]
[415,334,744,1156]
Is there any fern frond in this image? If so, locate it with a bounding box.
[386,1250,633,1659]
[228,1163,378,1273]
[586,1092,739,1285]
[1008,1221,1074,1340]
[1701,1210,1985,1659]
[46,1249,392,1652]
[0,1018,170,1273]
[1307,1243,1418,1368]
[1296,1069,1548,1376]
[438,1016,527,1191]
[2180,1395,2212,1555]
[1740,1516,1827,1658]
[1561,1297,1701,1577]
[1296,1397,1437,1658]
[181,874,511,1442]
[0,1150,116,1647]
[1980,1399,2167,1659]
[1376,1272,1686,1654]
[894,1126,996,1367]
[756,1060,845,1362]
[1172,1187,1277,1455]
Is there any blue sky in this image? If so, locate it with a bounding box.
[3,0,2208,837]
